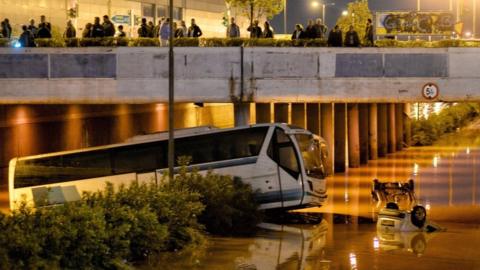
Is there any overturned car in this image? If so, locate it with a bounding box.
[372,179,441,232]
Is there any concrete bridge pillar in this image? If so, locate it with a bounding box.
[348,104,361,168]
[395,104,404,150]
[274,103,289,124]
[334,103,347,173]
[321,103,334,175]
[388,103,397,154]
[359,104,369,165]
[234,103,251,127]
[307,103,321,135]
[378,104,388,157]
[291,103,306,128]
[369,103,378,160]
[404,103,412,146]
[255,103,271,124]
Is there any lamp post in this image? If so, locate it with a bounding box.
[168,0,175,180]
[474,0,477,38]
[311,1,335,24]
[284,0,287,34]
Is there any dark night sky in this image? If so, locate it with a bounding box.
[271,0,476,34]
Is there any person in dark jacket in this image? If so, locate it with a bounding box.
[187,19,203,38]
[313,19,327,39]
[37,22,52,38]
[138,18,149,37]
[103,15,115,37]
[19,25,35,47]
[187,18,202,38]
[291,24,306,40]
[1,19,12,39]
[91,17,105,38]
[327,25,343,47]
[28,19,38,37]
[305,20,316,39]
[344,25,360,47]
[263,21,274,38]
[148,21,155,37]
[64,20,76,38]
[247,20,262,38]
[82,23,92,38]
[364,18,374,46]
[39,15,51,32]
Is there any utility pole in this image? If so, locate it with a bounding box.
[474,0,477,38]
[168,0,175,180]
[322,4,326,25]
[283,0,287,34]
[417,0,420,11]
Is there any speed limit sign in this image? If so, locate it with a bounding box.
[422,83,439,100]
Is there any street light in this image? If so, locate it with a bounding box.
[342,10,348,16]
[310,1,335,24]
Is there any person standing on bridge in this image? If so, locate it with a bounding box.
[102,15,115,37]
[19,25,35,47]
[37,21,52,38]
[327,25,343,47]
[247,20,262,38]
[263,21,274,38]
[227,17,240,38]
[39,15,51,32]
[138,18,150,38]
[27,19,38,37]
[64,20,76,38]
[1,19,12,39]
[364,18,374,47]
[344,25,360,47]
[305,20,316,39]
[313,19,327,39]
[159,18,170,46]
[187,18,203,38]
[91,17,105,38]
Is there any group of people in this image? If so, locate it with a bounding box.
[139,17,203,46]
[226,16,375,47]
[1,16,55,47]
[2,14,375,48]
[327,19,374,47]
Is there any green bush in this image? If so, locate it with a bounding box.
[0,38,10,47]
[35,38,65,48]
[164,162,262,236]
[129,38,160,47]
[412,103,480,146]
[0,165,261,267]
[173,37,200,47]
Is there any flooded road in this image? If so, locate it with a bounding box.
[144,123,480,270]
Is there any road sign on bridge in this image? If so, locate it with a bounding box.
[111,15,130,24]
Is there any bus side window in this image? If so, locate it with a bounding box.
[268,128,300,179]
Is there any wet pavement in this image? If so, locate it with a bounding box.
[143,122,480,270]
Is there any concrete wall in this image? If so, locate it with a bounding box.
[1,47,480,103]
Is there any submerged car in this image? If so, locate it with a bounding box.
[372,179,440,232]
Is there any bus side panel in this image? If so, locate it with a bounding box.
[11,173,137,210]
[8,158,18,211]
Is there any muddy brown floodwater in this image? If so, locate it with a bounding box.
[142,123,480,270]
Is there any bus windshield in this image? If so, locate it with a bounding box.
[296,134,325,179]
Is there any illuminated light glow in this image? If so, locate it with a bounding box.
[413,163,419,175]
[155,104,165,112]
[342,10,349,16]
[311,1,320,8]
[344,192,349,202]
[465,31,472,38]
[349,253,358,270]
[426,203,431,211]
[467,148,471,155]
[373,237,380,250]
[433,102,444,114]
[13,41,22,48]
[433,156,439,168]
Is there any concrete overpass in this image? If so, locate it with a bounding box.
[1,47,480,104]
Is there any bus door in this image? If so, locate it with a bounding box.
[267,128,304,208]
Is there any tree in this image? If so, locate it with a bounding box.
[225,0,284,26]
[336,0,373,44]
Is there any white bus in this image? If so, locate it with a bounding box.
[8,123,329,211]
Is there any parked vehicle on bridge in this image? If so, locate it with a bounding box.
[8,123,329,211]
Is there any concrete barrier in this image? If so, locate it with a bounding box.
[0,47,479,103]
